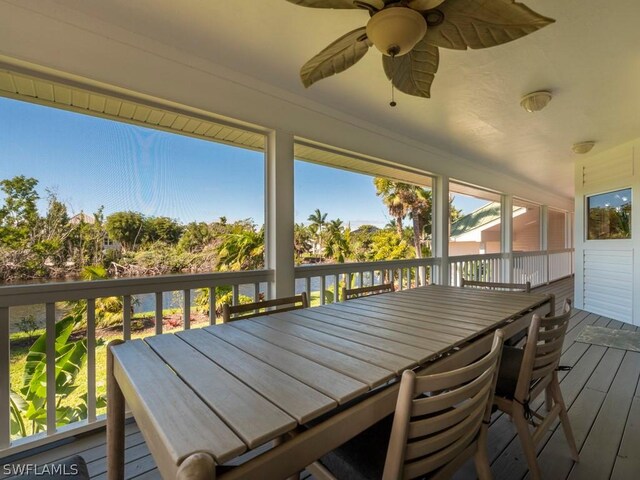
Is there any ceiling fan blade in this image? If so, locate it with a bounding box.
[382,40,439,98]
[301,27,371,88]
[425,0,555,50]
[407,0,446,10]
[286,0,383,9]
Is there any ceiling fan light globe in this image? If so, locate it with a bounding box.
[572,141,596,154]
[366,7,427,57]
[520,90,553,113]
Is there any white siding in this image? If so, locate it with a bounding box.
[583,250,633,323]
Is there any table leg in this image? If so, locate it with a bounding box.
[274,435,300,480]
[107,340,125,480]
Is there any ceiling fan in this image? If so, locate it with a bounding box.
[287,0,555,105]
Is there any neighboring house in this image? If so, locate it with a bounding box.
[449,202,562,256]
[69,212,121,252]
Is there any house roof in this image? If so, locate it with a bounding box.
[450,202,501,238]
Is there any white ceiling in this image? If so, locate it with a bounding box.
[13,0,640,198]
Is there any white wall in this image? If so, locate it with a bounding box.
[574,138,640,325]
[0,0,574,212]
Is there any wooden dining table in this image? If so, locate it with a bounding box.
[107,285,554,480]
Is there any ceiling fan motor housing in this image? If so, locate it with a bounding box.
[366,7,427,56]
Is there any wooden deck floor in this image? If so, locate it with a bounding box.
[3,277,639,480]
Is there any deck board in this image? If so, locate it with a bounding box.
[4,277,640,480]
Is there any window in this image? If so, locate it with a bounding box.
[587,189,631,240]
[449,183,502,256]
[548,209,568,250]
[513,199,541,252]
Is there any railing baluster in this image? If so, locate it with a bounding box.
[183,289,190,330]
[334,274,339,302]
[305,277,311,299]
[232,284,239,306]
[123,296,131,341]
[369,270,374,287]
[0,306,9,449]
[45,302,56,435]
[155,292,163,335]
[406,268,411,289]
[87,299,96,423]
[209,287,217,325]
[320,276,326,305]
[253,283,259,302]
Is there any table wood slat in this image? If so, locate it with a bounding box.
[272,311,432,362]
[251,316,417,374]
[176,329,336,423]
[111,340,246,465]
[144,334,297,449]
[230,320,395,388]
[319,302,476,338]
[356,292,532,321]
[204,325,369,404]
[294,308,454,350]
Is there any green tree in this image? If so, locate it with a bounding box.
[217,226,265,271]
[368,229,412,261]
[294,223,313,264]
[105,211,145,251]
[178,222,214,252]
[307,209,328,258]
[144,216,183,245]
[0,176,40,248]
[373,178,409,238]
[323,219,351,263]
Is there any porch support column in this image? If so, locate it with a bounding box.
[266,130,295,298]
[433,175,450,285]
[501,194,513,283]
[541,205,549,283]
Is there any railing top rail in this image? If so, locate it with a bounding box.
[294,257,437,277]
[448,253,508,262]
[0,269,274,307]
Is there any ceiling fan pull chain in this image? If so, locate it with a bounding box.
[390,54,397,107]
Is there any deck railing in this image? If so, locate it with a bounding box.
[294,257,438,303]
[0,249,573,455]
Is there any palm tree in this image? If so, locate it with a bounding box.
[324,219,351,263]
[216,228,265,271]
[307,209,328,258]
[374,178,409,238]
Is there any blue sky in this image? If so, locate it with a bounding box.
[0,97,486,227]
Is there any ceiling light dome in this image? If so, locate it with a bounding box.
[572,141,596,154]
[520,90,553,112]
[366,7,427,57]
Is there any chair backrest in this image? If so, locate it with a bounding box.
[221,292,309,323]
[383,330,504,480]
[514,299,572,403]
[342,282,395,301]
[461,278,531,293]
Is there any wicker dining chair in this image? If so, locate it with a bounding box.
[221,292,308,322]
[317,330,505,480]
[493,299,578,480]
[342,282,395,301]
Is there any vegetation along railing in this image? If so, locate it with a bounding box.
[0,250,573,455]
